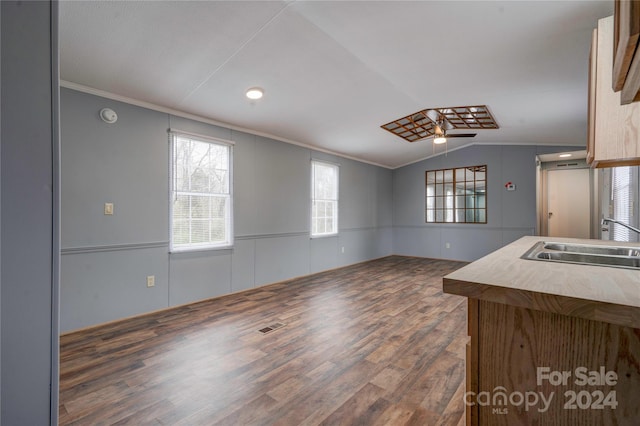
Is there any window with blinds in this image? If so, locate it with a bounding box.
[311,160,339,237]
[611,166,633,242]
[170,131,233,251]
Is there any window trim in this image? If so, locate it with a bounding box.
[310,159,339,238]
[425,165,487,224]
[169,129,234,253]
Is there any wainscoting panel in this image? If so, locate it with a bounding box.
[61,246,169,332]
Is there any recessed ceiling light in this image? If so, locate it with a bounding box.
[559,153,572,158]
[245,87,264,100]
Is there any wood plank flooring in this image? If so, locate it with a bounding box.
[59,256,469,425]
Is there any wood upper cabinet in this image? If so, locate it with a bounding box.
[587,28,597,165]
[613,0,640,104]
[588,16,640,168]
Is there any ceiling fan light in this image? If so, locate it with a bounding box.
[433,136,447,144]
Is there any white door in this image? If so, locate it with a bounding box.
[547,168,590,238]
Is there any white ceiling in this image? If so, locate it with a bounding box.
[59,1,613,169]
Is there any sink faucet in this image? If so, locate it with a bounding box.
[601,217,640,235]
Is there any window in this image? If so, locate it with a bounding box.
[311,160,339,236]
[170,131,232,251]
[425,165,487,223]
[611,166,634,242]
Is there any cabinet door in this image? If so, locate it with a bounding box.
[587,28,597,165]
[613,0,640,104]
[467,299,479,425]
[592,16,640,168]
[476,300,640,425]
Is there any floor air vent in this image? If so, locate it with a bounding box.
[258,322,285,334]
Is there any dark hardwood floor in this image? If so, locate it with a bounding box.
[59,256,469,425]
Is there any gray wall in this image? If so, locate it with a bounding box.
[60,88,393,332]
[1,1,59,424]
[392,145,575,261]
[60,87,576,331]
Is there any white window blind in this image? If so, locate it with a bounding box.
[611,166,632,241]
[170,132,233,251]
[311,160,339,236]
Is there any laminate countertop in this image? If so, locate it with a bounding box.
[443,236,640,329]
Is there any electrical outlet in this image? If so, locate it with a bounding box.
[104,203,114,215]
[445,242,451,249]
[146,275,155,288]
[341,247,345,253]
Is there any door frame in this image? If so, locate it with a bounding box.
[536,153,598,238]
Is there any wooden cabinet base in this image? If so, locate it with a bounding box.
[467,299,640,425]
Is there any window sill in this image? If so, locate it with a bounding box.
[170,244,233,255]
[310,233,339,239]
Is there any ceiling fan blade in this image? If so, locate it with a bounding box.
[424,109,440,123]
[442,120,455,131]
[446,133,477,138]
[425,108,456,131]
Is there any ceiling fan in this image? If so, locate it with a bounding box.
[427,114,477,145]
[381,105,499,144]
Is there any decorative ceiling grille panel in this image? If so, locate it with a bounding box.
[381,105,499,142]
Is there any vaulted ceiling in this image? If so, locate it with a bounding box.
[59,1,613,168]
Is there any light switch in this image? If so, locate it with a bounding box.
[104,203,114,215]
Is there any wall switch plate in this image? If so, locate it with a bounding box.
[445,242,451,249]
[104,203,114,215]
[341,247,345,253]
[146,275,155,287]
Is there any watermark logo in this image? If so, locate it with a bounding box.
[537,366,618,387]
[464,387,553,413]
[538,366,618,410]
[464,366,618,414]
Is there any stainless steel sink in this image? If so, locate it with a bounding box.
[522,241,640,270]
[542,242,640,257]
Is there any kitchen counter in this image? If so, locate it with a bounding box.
[443,235,640,328]
[443,236,640,425]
